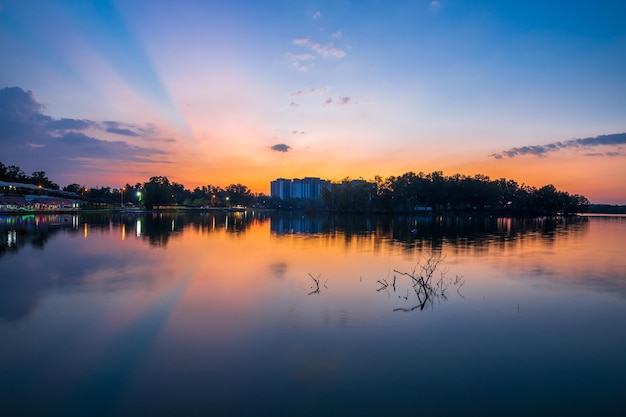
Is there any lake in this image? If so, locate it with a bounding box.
[1,212,625,416]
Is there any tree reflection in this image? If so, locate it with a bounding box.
[270,213,590,253]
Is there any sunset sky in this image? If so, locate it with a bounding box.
[1,0,625,203]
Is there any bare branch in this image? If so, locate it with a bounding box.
[308,273,321,295]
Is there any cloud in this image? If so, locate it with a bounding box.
[292,37,346,58]
[289,87,331,108]
[337,96,353,105]
[324,96,358,106]
[313,11,321,19]
[287,52,316,72]
[270,144,291,153]
[332,30,342,39]
[0,86,169,173]
[430,1,441,8]
[47,118,96,131]
[288,53,315,62]
[491,133,626,159]
[102,121,140,137]
[290,86,330,98]
[53,131,165,161]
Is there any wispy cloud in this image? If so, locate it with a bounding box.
[313,11,321,20]
[288,53,315,62]
[270,143,291,153]
[292,36,346,58]
[290,86,330,97]
[287,52,316,72]
[332,30,342,39]
[47,118,96,131]
[290,87,331,108]
[102,121,140,137]
[430,1,441,8]
[490,133,626,159]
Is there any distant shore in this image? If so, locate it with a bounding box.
[2,204,625,215]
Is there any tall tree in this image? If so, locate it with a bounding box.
[30,171,59,189]
[142,176,173,209]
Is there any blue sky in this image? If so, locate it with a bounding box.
[1,0,625,202]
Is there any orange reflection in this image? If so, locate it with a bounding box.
[60,213,626,344]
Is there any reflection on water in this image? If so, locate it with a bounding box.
[0,212,625,416]
[0,211,591,254]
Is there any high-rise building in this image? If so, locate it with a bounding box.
[270,177,330,199]
[270,178,292,199]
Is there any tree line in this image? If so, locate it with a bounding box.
[1,161,590,215]
[0,162,60,189]
[322,172,590,215]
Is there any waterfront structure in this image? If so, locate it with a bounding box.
[270,177,330,199]
[0,180,82,211]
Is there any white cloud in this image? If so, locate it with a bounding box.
[292,37,346,58]
[313,11,321,19]
[288,53,315,62]
[332,30,342,39]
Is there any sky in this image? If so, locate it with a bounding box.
[1,0,625,203]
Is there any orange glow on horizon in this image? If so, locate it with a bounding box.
[72,142,625,204]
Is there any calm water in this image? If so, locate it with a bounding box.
[1,212,625,416]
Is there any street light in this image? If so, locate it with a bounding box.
[121,187,126,208]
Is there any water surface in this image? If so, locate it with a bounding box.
[1,213,625,416]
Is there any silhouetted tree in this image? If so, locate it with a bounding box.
[63,183,84,195]
[142,176,173,209]
[224,183,253,207]
[171,182,190,206]
[29,171,59,189]
[6,165,27,182]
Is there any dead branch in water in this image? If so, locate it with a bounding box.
[308,273,327,295]
[386,253,465,312]
[308,273,320,295]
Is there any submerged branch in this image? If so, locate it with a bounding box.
[387,253,464,312]
[308,273,321,295]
